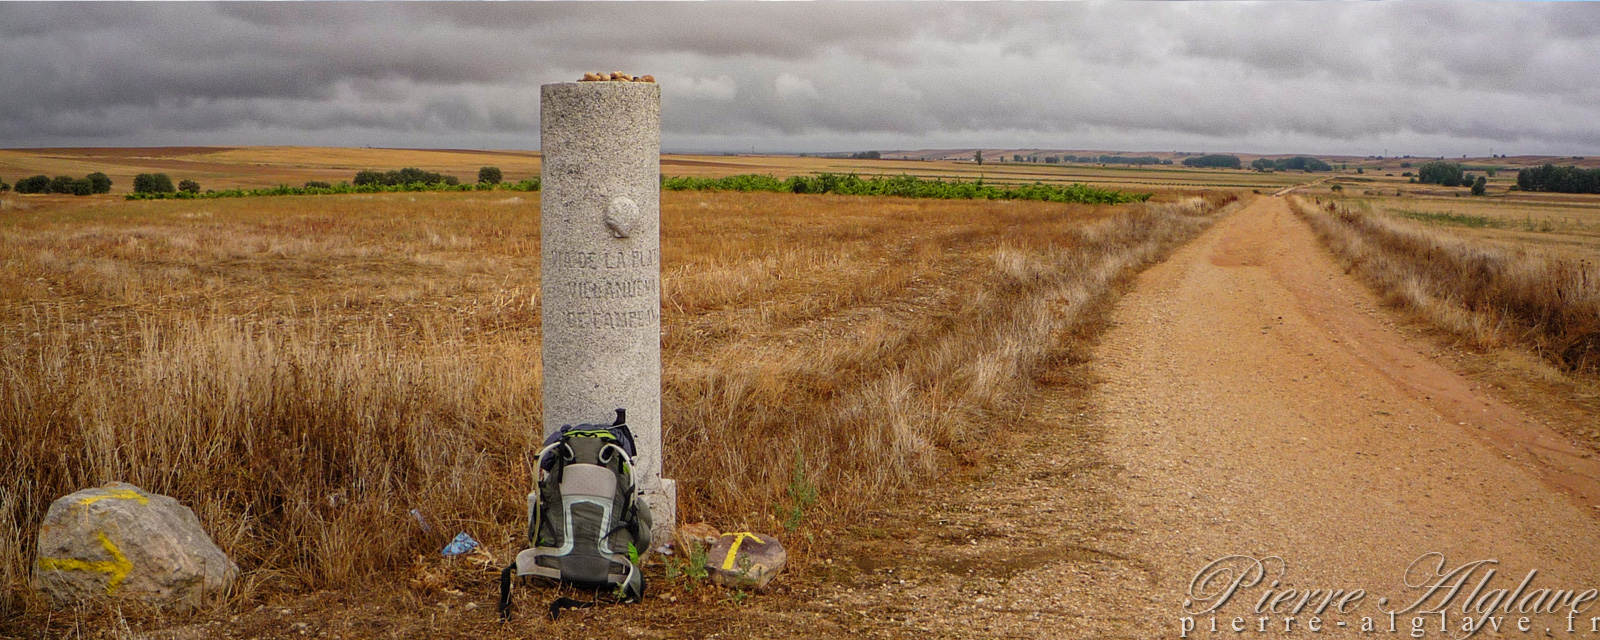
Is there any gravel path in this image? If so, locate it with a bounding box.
[824,195,1600,639]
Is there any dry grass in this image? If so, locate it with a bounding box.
[1292,197,1600,374]
[0,188,1233,619]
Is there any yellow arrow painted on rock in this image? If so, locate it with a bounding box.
[37,531,135,594]
[720,532,764,570]
[77,489,149,507]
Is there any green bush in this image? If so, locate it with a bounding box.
[177,179,201,194]
[1471,176,1487,196]
[14,175,50,194]
[0,179,8,193]
[133,173,176,194]
[86,172,112,194]
[477,166,502,185]
[49,176,77,194]
[69,178,93,196]
[353,167,459,187]
[304,181,332,190]
[1416,161,1464,187]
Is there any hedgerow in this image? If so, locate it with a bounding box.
[662,173,1150,204]
[126,172,1149,205]
[125,178,542,200]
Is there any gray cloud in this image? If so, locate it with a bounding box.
[1,3,1598,156]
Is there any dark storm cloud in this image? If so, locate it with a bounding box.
[2,2,1598,155]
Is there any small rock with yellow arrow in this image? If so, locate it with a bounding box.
[34,482,237,610]
[705,531,786,590]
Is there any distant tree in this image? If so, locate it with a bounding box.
[353,167,457,187]
[1470,176,1487,196]
[1013,154,1023,162]
[304,181,332,189]
[478,166,503,184]
[0,178,8,193]
[133,173,176,194]
[974,150,983,166]
[49,175,76,194]
[1400,162,1412,168]
[177,179,201,193]
[1516,164,1600,194]
[69,178,93,196]
[1416,161,1464,187]
[86,172,112,194]
[15,175,50,194]
[1283,157,1332,172]
[1181,154,1242,169]
[353,170,385,186]
[1044,156,1059,164]
[1356,167,1364,174]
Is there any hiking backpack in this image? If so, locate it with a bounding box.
[499,409,653,619]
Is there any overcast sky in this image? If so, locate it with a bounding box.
[2,3,1599,157]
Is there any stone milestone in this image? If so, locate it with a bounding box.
[35,482,237,609]
[705,532,786,590]
[540,80,676,548]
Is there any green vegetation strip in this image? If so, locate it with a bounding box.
[125,179,542,200]
[1388,209,1577,233]
[125,172,1150,205]
[663,173,1151,204]
[1390,209,1501,228]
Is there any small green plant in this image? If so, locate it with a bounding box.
[726,588,750,604]
[665,541,710,591]
[780,451,819,531]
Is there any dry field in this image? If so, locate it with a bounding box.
[1329,192,1600,258]
[0,184,1234,631]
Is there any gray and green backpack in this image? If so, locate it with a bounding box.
[499,409,653,619]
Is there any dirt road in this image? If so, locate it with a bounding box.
[817,195,1600,639]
